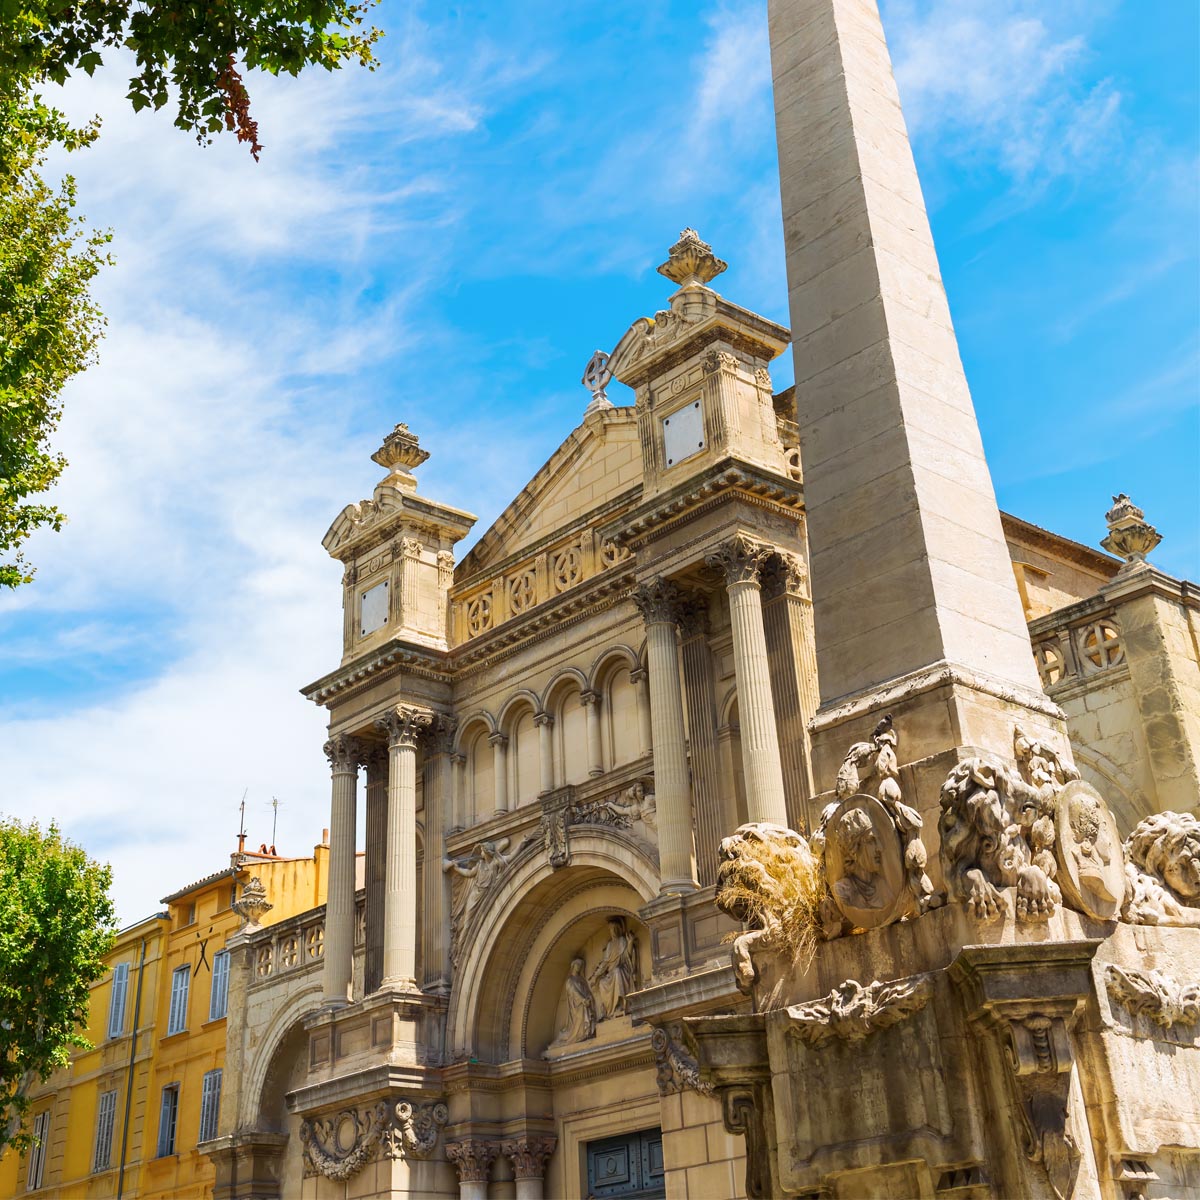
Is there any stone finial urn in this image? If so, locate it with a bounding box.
[1101,493,1162,569]
[371,423,431,488]
[232,877,273,930]
[657,228,728,287]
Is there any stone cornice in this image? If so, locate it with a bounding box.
[606,458,803,549]
[810,659,1066,735]
[1100,563,1199,609]
[301,641,453,707]
[999,511,1120,578]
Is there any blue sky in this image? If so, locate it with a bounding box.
[0,0,1196,922]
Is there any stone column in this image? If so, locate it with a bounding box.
[374,705,430,992]
[707,535,789,827]
[322,733,362,1006]
[364,745,388,996]
[421,715,456,993]
[631,666,653,757]
[501,1137,557,1200]
[581,690,605,777]
[489,733,509,815]
[761,551,818,831]
[446,1139,498,1200]
[633,578,697,893]
[678,598,726,886]
[535,712,555,795]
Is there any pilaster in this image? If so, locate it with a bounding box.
[421,715,457,994]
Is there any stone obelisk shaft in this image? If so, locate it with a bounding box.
[770,0,1041,708]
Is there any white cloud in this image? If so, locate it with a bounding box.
[881,0,1122,180]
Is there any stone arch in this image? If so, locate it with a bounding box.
[496,689,543,734]
[543,666,589,706]
[238,980,325,1129]
[452,708,496,752]
[587,645,639,691]
[447,832,659,1060]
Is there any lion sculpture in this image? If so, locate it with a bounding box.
[938,759,1060,921]
[1122,811,1200,926]
[715,822,821,993]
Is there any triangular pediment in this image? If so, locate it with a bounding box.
[458,408,642,579]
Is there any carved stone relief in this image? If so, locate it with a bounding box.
[1121,811,1200,926]
[814,717,937,936]
[546,918,640,1052]
[1053,779,1124,921]
[300,1099,447,1179]
[651,1024,714,1097]
[1105,964,1200,1031]
[549,956,597,1048]
[785,975,933,1047]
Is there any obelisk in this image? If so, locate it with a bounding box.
[768,0,1068,798]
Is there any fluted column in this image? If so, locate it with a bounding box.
[707,535,788,827]
[762,551,818,831]
[581,690,604,777]
[631,666,653,757]
[322,733,363,1006]
[446,1140,499,1200]
[421,715,456,993]
[535,711,554,795]
[374,705,430,992]
[363,744,388,996]
[678,598,725,886]
[489,733,509,815]
[633,578,697,893]
[502,1136,557,1200]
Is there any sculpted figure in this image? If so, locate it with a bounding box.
[1054,780,1124,920]
[1122,812,1200,926]
[608,781,657,830]
[589,917,638,1020]
[938,759,1060,922]
[551,957,597,1046]
[444,839,514,941]
[831,809,884,911]
[716,822,821,992]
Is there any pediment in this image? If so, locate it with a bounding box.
[458,409,642,578]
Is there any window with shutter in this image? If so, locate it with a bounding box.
[27,1110,52,1190]
[167,966,190,1035]
[156,1085,180,1157]
[198,1069,222,1143]
[209,951,230,1021]
[107,963,129,1039]
[93,1090,118,1171]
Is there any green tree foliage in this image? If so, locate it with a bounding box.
[0,2,381,584]
[0,819,116,1152]
[0,115,110,588]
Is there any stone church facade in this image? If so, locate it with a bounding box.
[206,2,1200,1198]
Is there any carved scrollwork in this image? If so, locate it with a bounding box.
[651,1025,713,1097]
[387,1099,449,1159]
[785,975,933,1048]
[301,1103,389,1180]
[1106,964,1200,1030]
[722,1085,769,1200]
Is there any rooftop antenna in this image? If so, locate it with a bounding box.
[236,789,248,856]
[270,796,282,854]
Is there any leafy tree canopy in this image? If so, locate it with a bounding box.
[0,818,116,1151]
[0,0,382,159]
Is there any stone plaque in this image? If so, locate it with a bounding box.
[661,399,704,468]
[1055,779,1124,921]
[822,795,907,930]
[360,579,389,636]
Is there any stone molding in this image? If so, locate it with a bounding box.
[500,1135,557,1181]
[1105,964,1200,1030]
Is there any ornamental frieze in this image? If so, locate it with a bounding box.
[300,1099,448,1180]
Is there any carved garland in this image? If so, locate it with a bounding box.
[301,1100,448,1180]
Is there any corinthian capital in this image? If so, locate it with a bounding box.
[324,733,365,773]
[760,551,808,600]
[705,534,771,587]
[421,713,458,757]
[501,1136,557,1181]
[445,1139,500,1184]
[632,577,684,626]
[375,705,432,750]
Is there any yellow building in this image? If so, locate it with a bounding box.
[0,836,340,1200]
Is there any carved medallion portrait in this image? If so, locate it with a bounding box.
[821,796,906,931]
[1054,780,1124,921]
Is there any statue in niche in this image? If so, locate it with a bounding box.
[589,917,638,1020]
[1122,811,1200,926]
[549,957,597,1048]
[815,717,937,937]
[444,839,516,957]
[1054,779,1125,921]
[607,781,657,830]
[938,758,1059,922]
